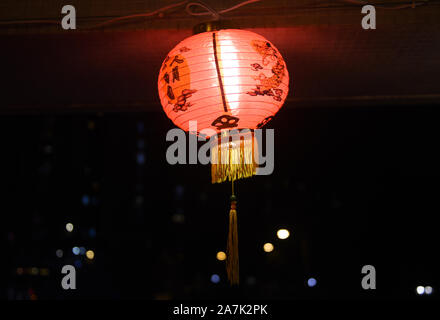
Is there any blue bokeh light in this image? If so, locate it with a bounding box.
[307,278,317,287]
[137,152,145,165]
[89,228,97,238]
[81,195,90,206]
[210,274,220,284]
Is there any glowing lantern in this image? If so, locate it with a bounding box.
[158,28,289,285]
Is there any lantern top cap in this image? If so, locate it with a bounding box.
[192,20,225,34]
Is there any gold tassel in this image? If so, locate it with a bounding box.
[211,130,258,184]
[210,131,254,285]
[226,194,239,285]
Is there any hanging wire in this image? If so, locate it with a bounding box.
[0,19,60,26]
[0,0,260,27]
[219,0,262,14]
[186,0,262,18]
[0,0,432,27]
[87,1,188,29]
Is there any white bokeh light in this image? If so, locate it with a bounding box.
[416,286,425,295]
[277,229,290,240]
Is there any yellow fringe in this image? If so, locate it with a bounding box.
[211,131,258,184]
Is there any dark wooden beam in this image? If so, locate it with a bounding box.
[1,1,439,114]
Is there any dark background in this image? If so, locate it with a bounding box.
[1,0,440,301]
[2,105,439,299]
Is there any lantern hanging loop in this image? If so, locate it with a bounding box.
[185,1,221,20]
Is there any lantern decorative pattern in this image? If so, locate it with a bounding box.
[158,29,289,135]
[158,29,289,285]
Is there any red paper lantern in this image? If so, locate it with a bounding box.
[158,29,289,285]
[158,29,289,135]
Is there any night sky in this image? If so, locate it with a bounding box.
[2,105,439,300]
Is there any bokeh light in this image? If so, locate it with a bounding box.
[216,251,226,261]
[56,249,63,258]
[210,274,220,284]
[88,228,97,238]
[425,286,433,295]
[307,277,317,287]
[416,286,425,295]
[40,268,49,276]
[277,229,290,240]
[86,250,95,260]
[65,223,74,232]
[82,194,90,206]
[72,247,80,255]
[263,243,274,252]
[137,152,145,165]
